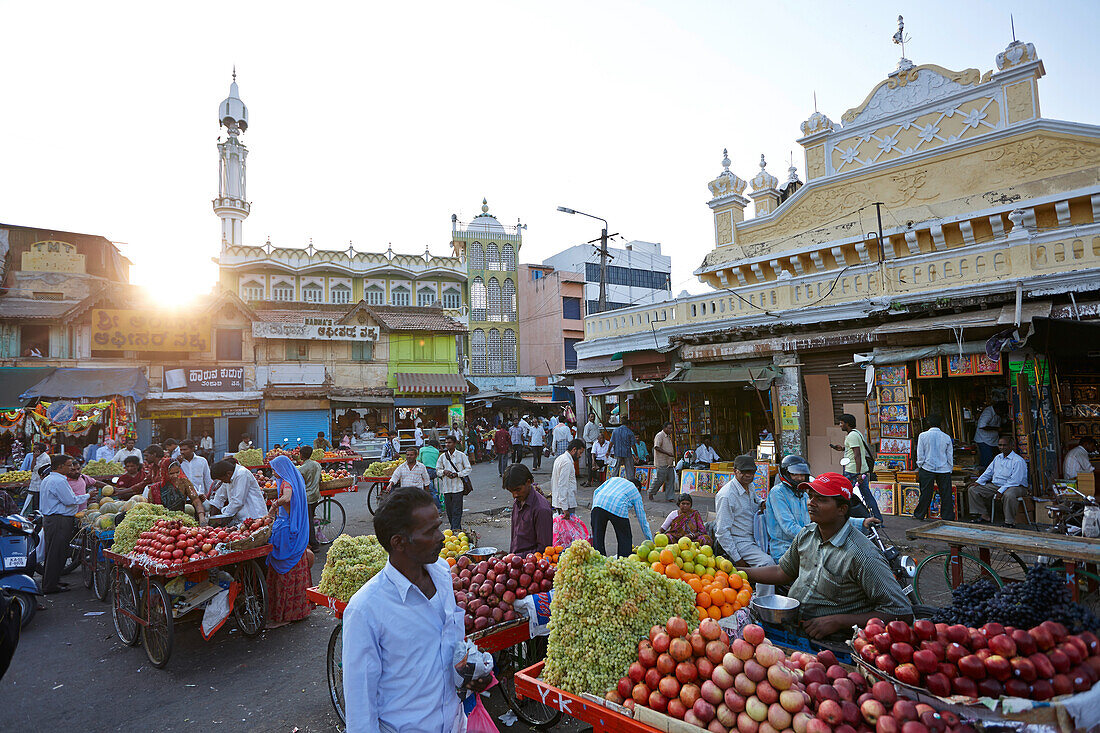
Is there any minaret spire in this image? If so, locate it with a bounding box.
[214,71,251,247]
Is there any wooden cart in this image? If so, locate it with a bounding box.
[514,661,657,733]
[105,545,271,668]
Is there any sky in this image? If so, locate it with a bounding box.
[1,1,1097,305]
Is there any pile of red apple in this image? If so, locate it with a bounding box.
[451,552,554,634]
[608,618,980,733]
[129,519,238,564]
[853,617,1100,701]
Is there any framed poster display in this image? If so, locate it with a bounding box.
[879,404,910,423]
[879,438,912,454]
[875,366,907,386]
[878,453,909,470]
[878,385,908,404]
[869,482,897,515]
[899,485,921,516]
[947,355,975,377]
[916,356,942,379]
[680,470,698,494]
[974,354,1003,375]
[880,423,909,439]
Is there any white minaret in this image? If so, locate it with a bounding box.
[214,69,250,247]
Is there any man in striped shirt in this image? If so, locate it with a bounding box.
[738,472,912,640]
[591,476,653,558]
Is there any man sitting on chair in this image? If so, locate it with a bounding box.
[967,435,1028,528]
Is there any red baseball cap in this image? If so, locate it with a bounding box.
[798,472,853,499]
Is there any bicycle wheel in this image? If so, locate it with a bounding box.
[112,568,141,646]
[327,623,345,724]
[496,638,562,729]
[142,579,174,668]
[64,526,85,575]
[367,483,389,516]
[233,560,268,636]
[984,550,1030,583]
[914,551,1003,608]
[316,498,346,544]
[81,529,95,589]
[93,540,111,602]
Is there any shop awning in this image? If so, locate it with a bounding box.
[20,367,148,401]
[605,378,654,395]
[395,372,468,395]
[871,301,1052,336]
[663,364,779,389]
[551,386,574,403]
[0,367,56,409]
[1029,317,1100,358]
[864,342,990,365]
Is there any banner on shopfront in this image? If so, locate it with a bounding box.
[92,309,210,352]
[164,366,244,392]
[252,319,380,341]
[146,407,259,419]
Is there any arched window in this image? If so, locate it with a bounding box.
[417,287,435,307]
[470,329,487,375]
[330,284,351,304]
[487,277,502,322]
[302,283,323,303]
[502,279,516,320]
[471,277,487,321]
[272,281,294,301]
[365,285,384,305]
[467,241,484,270]
[501,243,516,271]
[486,243,501,270]
[503,329,517,373]
[391,285,410,307]
[442,287,461,310]
[488,328,502,374]
[241,280,264,301]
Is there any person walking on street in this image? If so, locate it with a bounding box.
[551,439,584,518]
[493,423,511,477]
[967,435,1028,527]
[975,401,1009,469]
[437,435,471,532]
[649,421,677,501]
[509,418,525,465]
[40,454,95,594]
[914,414,955,521]
[551,419,572,458]
[528,418,545,471]
[610,422,637,479]
[21,442,50,514]
[591,475,653,557]
[297,445,322,551]
[830,414,883,521]
[419,439,442,510]
[582,416,600,486]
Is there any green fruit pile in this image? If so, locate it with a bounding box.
[363,459,400,477]
[235,448,264,466]
[112,502,196,554]
[541,540,697,696]
[318,534,388,602]
[0,470,31,484]
[84,459,124,476]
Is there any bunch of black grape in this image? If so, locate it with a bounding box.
[932,578,998,626]
[933,567,1099,632]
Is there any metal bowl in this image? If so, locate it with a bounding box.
[750,594,801,625]
[465,546,498,562]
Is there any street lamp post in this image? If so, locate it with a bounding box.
[557,206,609,314]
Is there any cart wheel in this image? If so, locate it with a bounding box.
[326,623,345,724]
[367,483,389,516]
[913,551,1003,608]
[112,568,142,647]
[142,579,174,668]
[496,638,562,729]
[93,540,111,602]
[316,497,346,544]
[80,530,95,589]
[233,560,268,636]
[64,526,85,576]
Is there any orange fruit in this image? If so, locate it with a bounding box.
[652,562,665,574]
[731,601,741,612]
[713,577,728,590]
[708,605,722,620]
[447,557,456,566]
[737,589,751,606]
[709,590,725,607]
[728,574,743,590]
[720,603,734,617]
[696,606,708,621]
[666,564,682,580]
[697,591,712,608]
[659,549,675,565]
[722,588,738,604]
[687,578,703,593]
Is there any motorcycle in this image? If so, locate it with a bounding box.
[1,512,43,628]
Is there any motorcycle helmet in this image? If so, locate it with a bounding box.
[779,454,811,488]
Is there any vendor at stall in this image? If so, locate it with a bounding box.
[112,456,150,500]
[145,458,208,525]
[506,463,553,555]
[739,473,913,640]
[967,435,1029,527]
[265,455,313,630]
[660,493,710,545]
[209,459,268,522]
[1064,436,1096,480]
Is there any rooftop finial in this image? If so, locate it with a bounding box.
[893,15,913,72]
[759,154,767,171]
[721,148,731,172]
[232,65,237,83]
[1010,13,1016,42]
[481,197,489,214]
[813,91,818,113]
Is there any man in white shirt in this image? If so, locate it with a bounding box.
[437,436,472,532]
[974,401,1008,469]
[527,418,545,471]
[715,454,773,568]
[695,436,720,465]
[112,437,143,464]
[351,413,367,437]
[551,420,573,458]
[343,487,489,733]
[237,435,253,452]
[914,414,955,521]
[414,424,425,448]
[968,435,1029,527]
[388,447,432,492]
[40,454,96,594]
[209,460,268,522]
[551,439,584,518]
[1064,437,1096,480]
[95,439,116,462]
[199,432,214,454]
[178,438,213,497]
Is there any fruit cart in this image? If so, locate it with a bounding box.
[514,661,657,733]
[105,544,271,669]
[306,586,556,727]
[80,526,114,602]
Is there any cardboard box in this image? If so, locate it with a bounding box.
[1078,472,1095,497]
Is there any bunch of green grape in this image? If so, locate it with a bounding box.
[112,503,196,554]
[318,534,389,601]
[542,540,697,696]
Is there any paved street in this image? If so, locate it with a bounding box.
[2,454,950,733]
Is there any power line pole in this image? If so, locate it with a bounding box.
[598,225,608,314]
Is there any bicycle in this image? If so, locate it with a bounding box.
[364,479,390,516]
[313,494,346,544]
[1036,489,1100,612]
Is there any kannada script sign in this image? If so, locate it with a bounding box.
[92,309,211,352]
[164,366,244,392]
[252,318,380,341]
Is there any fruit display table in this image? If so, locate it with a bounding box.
[514,661,658,733]
[105,544,271,669]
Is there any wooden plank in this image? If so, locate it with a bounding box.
[906,521,1100,562]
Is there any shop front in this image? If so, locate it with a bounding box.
[19,366,146,452]
[392,372,467,449]
[138,393,263,459]
[262,390,333,452]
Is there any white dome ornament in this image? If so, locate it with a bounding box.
[750,154,778,192]
[707,149,747,199]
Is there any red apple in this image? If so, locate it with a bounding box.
[743,624,766,645]
[1010,656,1037,681]
[890,643,914,664]
[968,631,988,651]
[725,687,747,713]
[712,665,735,691]
[1011,628,1037,656]
[887,621,912,644]
[1048,649,1072,674]
[945,643,968,664]
[871,680,897,706]
[724,652,745,677]
[988,634,1016,658]
[874,633,894,653]
[818,699,843,725]
[913,620,935,641]
[876,654,898,675]
[958,655,986,680]
[1030,679,1055,700]
[894,663,920,687]
[755,680,778,706]
[980,622,1006,639]
[919,640,945,661]
[977,678,1003,698]
[1042,620,1068,642]
[1029,652,1056,679]
[984,654,1012,682]
[891,699,918,722]
[739,711,761,733]
[833,677,855,701]
[1078,631,1100,655]
[876,715,900,733]
[945,625,969,645]
[1030,625,1055,651]
[952,676,978,697]
[735,673,757,697]
[861,698,887,725]
[925,672,951,697]
[1004,679,1030,698]
[745,659,768,683]
[912,649,938,675]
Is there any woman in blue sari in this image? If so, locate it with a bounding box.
[265,455,313,629]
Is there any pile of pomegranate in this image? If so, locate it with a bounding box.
[451,552,554,634]
[609,617,981,733]
[854,617,1100,701]
[128,516,270,565]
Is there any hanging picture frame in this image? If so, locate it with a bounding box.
[880,423,909,439]
[947,355,976,377]
[974,354,1003,375]
[916,356,942,379]
[878,385,908,405]
[879,437,912,454]
[875,365,907,386]
[869,482,897,516]
[878,453,909,470]
[879,404,910,423]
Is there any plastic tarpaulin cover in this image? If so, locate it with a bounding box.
[19,367,148,401]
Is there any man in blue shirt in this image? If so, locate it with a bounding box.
[610,422,637,479]
[343,487,490,732]
[968,435,1029,527]
[591,475,653,557]
[40,454,95,594]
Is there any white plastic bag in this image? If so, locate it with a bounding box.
[1083,506,1100,539]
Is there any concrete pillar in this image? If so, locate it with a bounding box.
[773,353,804,459]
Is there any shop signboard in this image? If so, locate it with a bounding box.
[164,366,244,392]
[92,309,210,352]
[252,319,380,341]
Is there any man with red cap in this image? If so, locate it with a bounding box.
[738,472,912,640]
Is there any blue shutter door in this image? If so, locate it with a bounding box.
[265,410,331,448]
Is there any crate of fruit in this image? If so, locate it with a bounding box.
[320,477,354,490]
